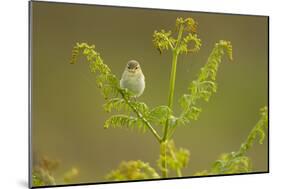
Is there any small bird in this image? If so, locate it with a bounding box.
[120,60,145,97]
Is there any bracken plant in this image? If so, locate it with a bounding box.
[68,17,268,181]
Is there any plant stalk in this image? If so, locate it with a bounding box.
[163,24,184,142]
[160,141,168,177]
[161,24,185,178]
[162,51,178,142]
[120,91,162,143]
[167,51,179,109]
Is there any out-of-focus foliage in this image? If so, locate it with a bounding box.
[63,168,79,183]
[195,106,268,176]
[106,160,160,181]
[32,155,59,186]
[32,172,45,187]
[158,140,190,176]
[32,168,56,186]
[166,140,190,171]
[32,155,79,187]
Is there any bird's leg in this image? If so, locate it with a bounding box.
[132,96,137,102]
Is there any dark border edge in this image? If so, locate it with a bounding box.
[28,1,33,188]
[267,15,270,174]
[31,171,269,189]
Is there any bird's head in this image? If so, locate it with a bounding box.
[125,60,142,75]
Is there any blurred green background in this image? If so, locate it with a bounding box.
[31,1,268,184]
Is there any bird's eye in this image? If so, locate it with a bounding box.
[135,67,139,70]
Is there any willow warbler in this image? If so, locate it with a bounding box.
[120,60,145,97]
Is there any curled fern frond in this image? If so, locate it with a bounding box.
[183,33,202,53]
[70,43,119,99]
[153,17,201,56]
[218,40,233,61]
[152,30,175,53]
[177,33,202,54]
[238,106,268,155]
[210,153,252,174]
[175,17,186,29]
[106,160,160,181]
[176,17,197,33]
[195,106,268,175]
[195,154,252,176]
[178,40,233,126]
[185,18,198,33]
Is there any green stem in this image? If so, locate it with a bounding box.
[160,141,168,177]
[161,24,185,178]
[167,24,184,109]
[167,51,179,109]
[176,169,182,177]
[163,24,184,142]
[162,51,178,142]
[120,91,162,143]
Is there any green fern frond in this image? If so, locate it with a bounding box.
[130,101,150,116]
[210,153,252,174]
[104,115,144,130]
[70,42,119,99]
[178,33,202,54]
[71,43,161,141]
[195,106,268,175]
[152,30,175,53]
[103,96,147,113]
[148,105,173,126]
[106,160,160,181]
[237,106,268,155]
[176,17,197,33]
[185,18,198,33]
[103,98,129,113]
[153,17,200,55]
[178,40,233,126]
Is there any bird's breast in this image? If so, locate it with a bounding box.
[120,73,145,97]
